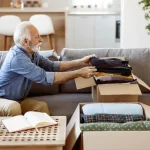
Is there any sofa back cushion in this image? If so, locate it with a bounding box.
[0,50,60,96]
[60,79,91,93]
[60,48,150,93]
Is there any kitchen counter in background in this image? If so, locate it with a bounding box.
[67,10,120,15]
[0,7,66,13]
[65,9,121,49]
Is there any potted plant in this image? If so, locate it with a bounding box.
[139,0,150,32]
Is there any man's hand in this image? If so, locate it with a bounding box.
[80,54,96,66]
[54,66,97,84]
[59,54,96,72]
[78,66,97,78]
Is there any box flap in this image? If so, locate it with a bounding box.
[75,77,96,89]
[98,84,142,95]
[64,105,81,150]
[135,76,150,91]
[140,103,150,119]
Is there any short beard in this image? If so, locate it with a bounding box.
[28,42,41,52]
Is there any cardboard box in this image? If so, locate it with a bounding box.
[75,75,150,102]
[64,103,150,150]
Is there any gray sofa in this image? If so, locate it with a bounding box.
[0,48,150,122]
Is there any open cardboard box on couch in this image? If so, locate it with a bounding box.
[64,103,150,150]
[75,56,150,102]
[75,75,150,102]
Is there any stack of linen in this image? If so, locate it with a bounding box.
[80,103,150,131]
[90,57,136,84]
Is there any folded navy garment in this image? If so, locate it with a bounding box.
[90,57,132,76]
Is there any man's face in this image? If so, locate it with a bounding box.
[28,26,43,52]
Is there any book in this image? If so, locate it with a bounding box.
[2,111,57,133]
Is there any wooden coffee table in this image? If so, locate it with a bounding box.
[0,116,66,150]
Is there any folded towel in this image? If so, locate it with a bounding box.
[80,121,150,131]
[82,103,143,116]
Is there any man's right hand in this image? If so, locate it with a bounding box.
[78,66,97,78]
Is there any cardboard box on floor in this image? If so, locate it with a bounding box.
[64,103,150,150]
[75,75,150,102]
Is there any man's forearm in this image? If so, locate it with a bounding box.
[59,59,83,71]
[53,70,80,84]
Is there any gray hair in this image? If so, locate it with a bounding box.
[13,21,32,46]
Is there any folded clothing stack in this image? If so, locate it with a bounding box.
[90,57,134,84]
[80,121,150,131]
[90,57,132,76]
[94,72,136,84]
[81,114,144,123]
[81,103,144,123]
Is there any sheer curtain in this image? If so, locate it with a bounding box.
[72,0,113,6]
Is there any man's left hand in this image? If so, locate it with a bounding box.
[80,54,96,66]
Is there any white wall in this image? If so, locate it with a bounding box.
[47,0,71,9]
[121,0,150,48]
[112,0,121,12]
[37,0,71,9]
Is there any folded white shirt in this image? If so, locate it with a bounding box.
[82,103,143,116]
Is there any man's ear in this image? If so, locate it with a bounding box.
[23,38,29,46]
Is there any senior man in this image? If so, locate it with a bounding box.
[0,21,97,116]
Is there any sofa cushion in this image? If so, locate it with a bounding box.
[28,82,59,96]
[60,48,150,93]
[29,93,93,123]
[60,65,91,93]
[60,80,91,93]
[38,50,59,61]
